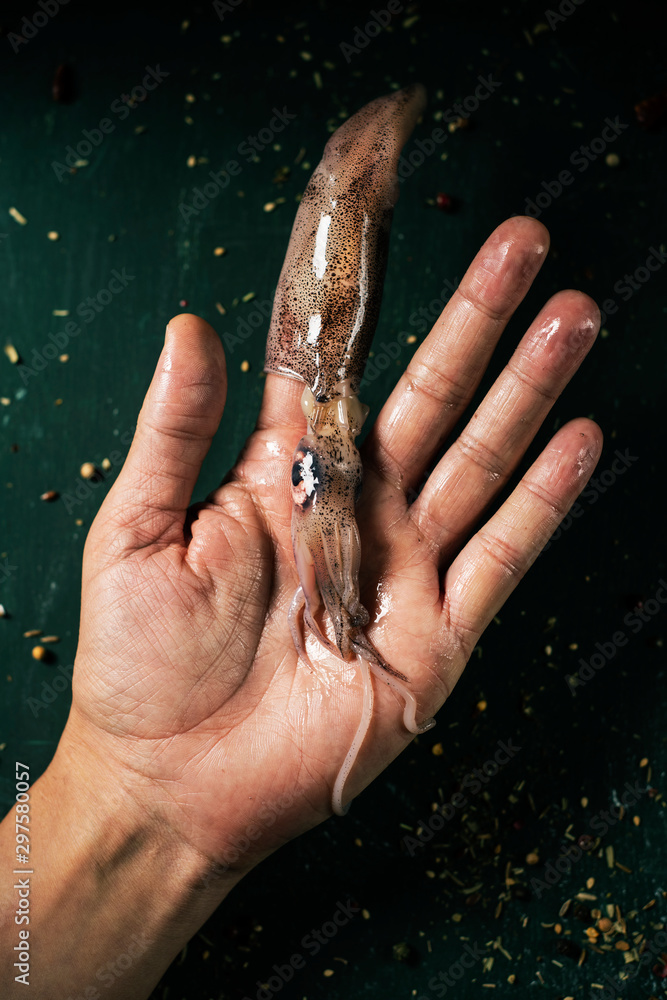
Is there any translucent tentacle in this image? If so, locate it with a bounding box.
[288,587,311,668]
[331,655,374,816]
[365,658,435,735]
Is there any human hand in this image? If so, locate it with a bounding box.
[60,215,601,875]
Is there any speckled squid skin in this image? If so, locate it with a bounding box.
[265,83,426,400]
[264,86,434,813]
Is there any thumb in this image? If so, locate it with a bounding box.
[96,313,227,553]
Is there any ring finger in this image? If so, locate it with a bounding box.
[410,288,600,560]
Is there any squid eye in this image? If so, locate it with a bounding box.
[291,447,322,510]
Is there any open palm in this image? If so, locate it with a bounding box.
[64,217,601,874]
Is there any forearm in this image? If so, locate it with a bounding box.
[0,731,242,999]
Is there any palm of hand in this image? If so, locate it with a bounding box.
[64,218,602,869]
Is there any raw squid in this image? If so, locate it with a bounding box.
[264,84,436,815]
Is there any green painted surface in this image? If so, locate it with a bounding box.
[1,2,666,998]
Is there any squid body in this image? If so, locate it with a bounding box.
[264,84,435,815]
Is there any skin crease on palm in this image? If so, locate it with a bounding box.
[55,215,601,877]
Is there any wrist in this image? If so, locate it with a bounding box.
[1,715,241,998]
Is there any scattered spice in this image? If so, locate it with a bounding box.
[4,344,20,364]
[80,463,96,480]
[213,247,226,256]
[9,207,27,225]
[40,490,58,502]
[47,231,60,241]
[431,742,444,756]
[41,635,60,644]
[102,458,112,471]
[240,360,250,373]
[448,116,469,133]
[31,646,47,661]
[23,630,41,638]
[605,153,620,167]
[525,852,539,865]
[59,354,69,363]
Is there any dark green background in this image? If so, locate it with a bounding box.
[1,1,665,998]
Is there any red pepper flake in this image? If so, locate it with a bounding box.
[179,299,188,307]
[634,89,667,128]
[53,64,75,104]
[40,490,59,502]
[436,192,456,212]
[653,955,667,978]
